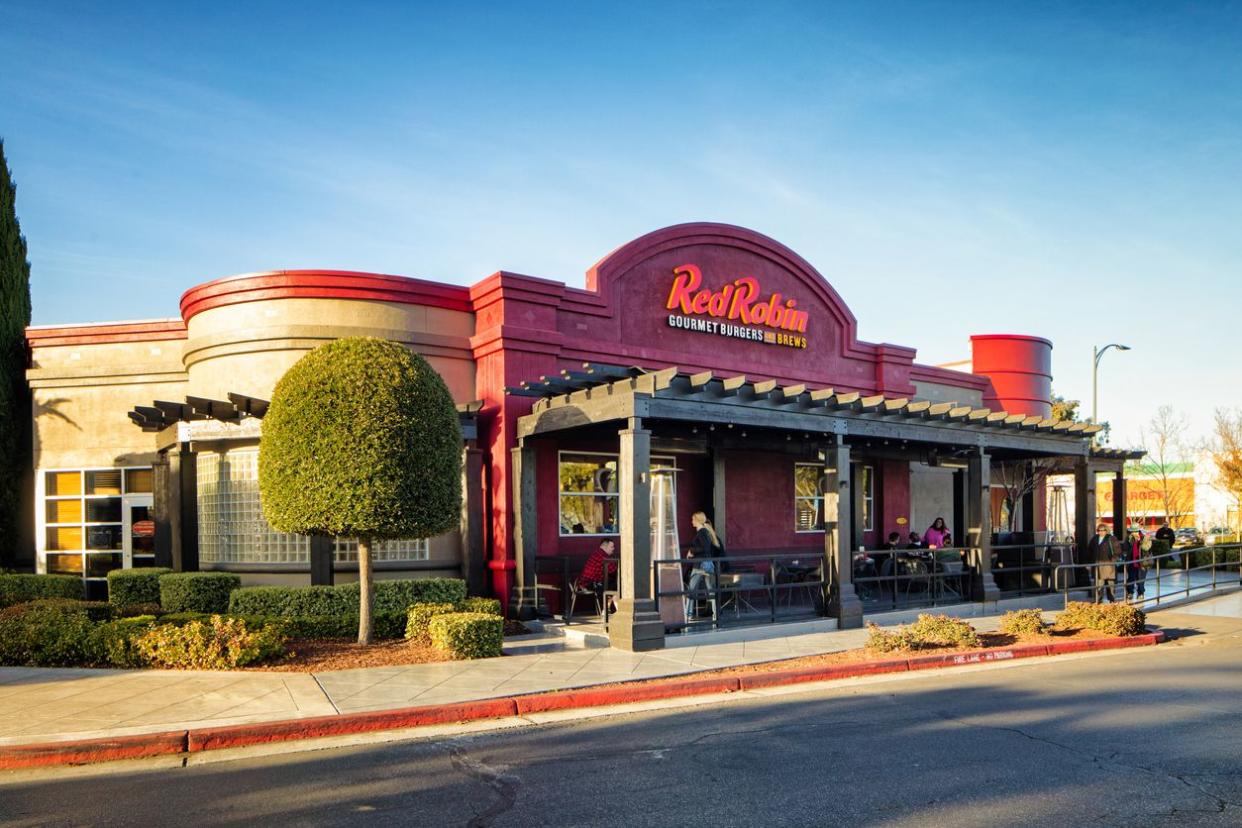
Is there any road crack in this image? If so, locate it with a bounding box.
[446,743,520,828]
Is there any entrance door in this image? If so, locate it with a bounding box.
[122,495,155,570]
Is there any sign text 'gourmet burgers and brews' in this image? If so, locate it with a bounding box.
[664,264,809,349]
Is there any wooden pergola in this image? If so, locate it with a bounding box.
[514,366,1116,651]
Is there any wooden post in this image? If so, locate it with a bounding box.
[1112,472,1127,539]
[166,442,198,572]
[1074,458,1097,561]
[151,453,173,570]
[610,417,665,651]
[825,442,864,628]
[712,449,727,546]
[968,448,999,604]
[460,445,486,596]
[510,440,538,619]
[952,468,967,546]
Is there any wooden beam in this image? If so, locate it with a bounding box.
[859,394,886,412]
[883,397,910,413]
[721,375,748,395]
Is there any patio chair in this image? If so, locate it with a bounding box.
[565,578,606,624]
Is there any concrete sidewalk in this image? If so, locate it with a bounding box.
[0,613,1024,748]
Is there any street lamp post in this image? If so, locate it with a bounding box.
[1091,343,1132,426]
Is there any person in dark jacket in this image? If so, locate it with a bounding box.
[1085,523,1121,603]
[1155,523,1176,549]
[685,511,722,619]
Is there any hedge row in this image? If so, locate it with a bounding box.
[107,568,172,608]
[0,573,84,608]
[227,578,467,617]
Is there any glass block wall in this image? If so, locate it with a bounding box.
[197,449,429,565]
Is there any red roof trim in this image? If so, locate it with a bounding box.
[26,319,188,347]
[179,270,473,321]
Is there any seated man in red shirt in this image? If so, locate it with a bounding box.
[577,539,618,613]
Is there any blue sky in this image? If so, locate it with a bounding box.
[2,1,1240,448]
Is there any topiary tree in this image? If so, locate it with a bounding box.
[259,337,462,644]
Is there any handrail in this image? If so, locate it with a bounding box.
[1052,542,1241,608]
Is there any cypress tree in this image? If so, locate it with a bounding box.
[0,141,32,568]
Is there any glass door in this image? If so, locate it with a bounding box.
[122,495,155,570]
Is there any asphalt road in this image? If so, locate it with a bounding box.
[4,610,1242,828]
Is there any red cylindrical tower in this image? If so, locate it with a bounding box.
[970,334,1053,418]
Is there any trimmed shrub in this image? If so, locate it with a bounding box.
[227,578,467,617]
[86,616,158,668]
[117,602,163,618]
[233,612,406,641]
[0,573,84,608]
[107,568,172,608]
[133,615,287,669]
[865,622,915,654]
[24,598,117,622]
[863,614,980,654]
[159,573,240,614]
[405,602,457,642]
[0,601,95,666]
[155,611,211,626]
[998,609,1049,637]
[1056,601,1147,637]
[907,614,980,649]
[457,597,502,616]
[429,612,503,660]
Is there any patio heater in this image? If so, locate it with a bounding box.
[650,468,686,628]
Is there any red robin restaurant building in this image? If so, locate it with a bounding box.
[25,223,1134,650]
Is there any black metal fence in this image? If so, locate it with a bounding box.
[653,551,827,631]
[991,542,1075,598]
[853,547,975,612]
[1053,542,1242,608]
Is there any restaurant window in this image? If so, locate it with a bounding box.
[558,452,675,536]
[794,464,823,532]
[794,463,874,532]
[860,465,874,532]
[40,466,153,584]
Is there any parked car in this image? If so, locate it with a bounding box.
[1174,527,1203,547]
[1205,527,1239,545]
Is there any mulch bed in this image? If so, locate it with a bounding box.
[247,619,533,672]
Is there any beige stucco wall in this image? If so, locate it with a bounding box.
[912,379,984,408]
[28,336,188,470]
[183,297,476,402]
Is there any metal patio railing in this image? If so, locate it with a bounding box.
[653,551,827,631]
[853,546,976,612]
[1052,543,1242,609]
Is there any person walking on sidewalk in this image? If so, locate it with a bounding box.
[1124,528,1150,601]
[1086,523,1121,603]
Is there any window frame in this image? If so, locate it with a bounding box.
[793,462,875,533]
[557,450,676,537]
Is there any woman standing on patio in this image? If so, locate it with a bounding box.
[685,512,722,619]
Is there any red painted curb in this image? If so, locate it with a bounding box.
[187,698,519,752]
[514,676,741,714]
[3,630,1170,769]
[737,659,909,690]
[0,731,187,770]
